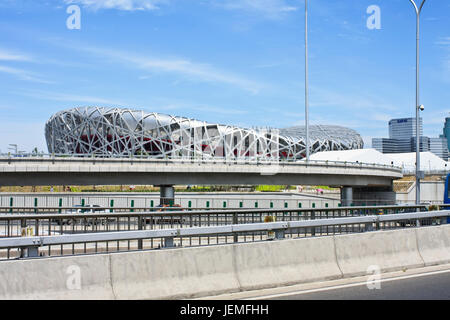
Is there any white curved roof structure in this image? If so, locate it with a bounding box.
[45,107,364,160]
[311,149,450,174]
[310,148,394,166]
[387,152,449,173]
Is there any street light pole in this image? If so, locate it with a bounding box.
[305,0,310,161]
[408,0,426,205]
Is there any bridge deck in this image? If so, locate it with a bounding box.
[0,157,403,187]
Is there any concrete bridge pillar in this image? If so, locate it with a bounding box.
[341,186,353,207]
[159,185,175,206]
[352,186,396,206]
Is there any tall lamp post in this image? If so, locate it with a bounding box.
[305,0,310,161]
[408,0,426,205]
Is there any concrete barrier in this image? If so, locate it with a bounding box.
[1,225,449,299]
[0,254,114,300]
[416,225,450,266]
[110,245,240,300]
[233,237,342,291]
[334,228,424,277]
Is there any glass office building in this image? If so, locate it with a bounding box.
[429,137,448,161]
[443,117,450,151]
[373,117,448,160]
[372,138,399,153]
[389,117,423,140]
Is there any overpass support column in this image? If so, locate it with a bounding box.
[341,186,353,207]
[159,185,175,206]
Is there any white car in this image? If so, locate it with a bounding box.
[60,204,107,226]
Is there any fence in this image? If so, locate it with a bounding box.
[0,204,440,260]
[0,210,447,260]
[0,152,403,170]
[0,194,341,211]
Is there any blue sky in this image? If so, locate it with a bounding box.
[0,0,449,153]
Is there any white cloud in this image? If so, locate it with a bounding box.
[178,103,249,116]
[63,0,166,11]
[0,48,33,62]
[309,86,400,113]
[435,37,450,46]
[16,90,127,105]
[42,36,266,93]
[75,45,264,94]
[436,37,450,82]
[0,65,53,83]
[214,0,298,19]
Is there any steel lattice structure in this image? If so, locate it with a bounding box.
[45,107,363,160]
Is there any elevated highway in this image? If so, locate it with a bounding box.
[0,156,403,205]
[0,156,402,187]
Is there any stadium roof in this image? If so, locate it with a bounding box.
[45,107,364,158]
[279,125,362,144]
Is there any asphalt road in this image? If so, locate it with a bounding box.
[263,269,450,300]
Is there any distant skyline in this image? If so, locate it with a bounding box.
[0,0,449,153]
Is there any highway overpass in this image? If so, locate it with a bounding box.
[0,156,402,186]
[0,156,403,205]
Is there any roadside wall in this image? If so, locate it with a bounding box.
[0,225,449,299]
[396,181,444,204]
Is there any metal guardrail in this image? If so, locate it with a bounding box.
[0,205,431,241]
[0,152,403,172]
[5,210,448,246]
[0,204,430,215]
[0,205,432,241]
[401,168,450,175]
[0,206,245,213]
[0,208,447,260]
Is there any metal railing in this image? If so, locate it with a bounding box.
[0,210,448,260]
[0,204,430,236]
[0,196,342,211]
[401,167,450,175]
[0,204,442,260]
[0,152,403,172]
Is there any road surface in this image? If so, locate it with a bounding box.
[202,264,450,300]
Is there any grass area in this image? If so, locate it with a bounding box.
[0,184,343,193]
[254,185,295,192]
[392,175,445,192]
[309,186,337,191]
[0,185,160,193]
[0,185,296,193]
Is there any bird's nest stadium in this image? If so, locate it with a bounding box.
[45,107,364,160]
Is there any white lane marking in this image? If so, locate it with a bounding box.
[246,268,450,300]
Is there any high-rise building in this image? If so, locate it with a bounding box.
[429,137,448,161]
[372,138,412,154]
[443,117,450,151]
[410,136,430,152]
[372,117,448,160]
[389,118,423,140]
[372,138,398,153]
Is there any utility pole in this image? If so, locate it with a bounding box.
[408,0,427,205]
[305,0,310,161]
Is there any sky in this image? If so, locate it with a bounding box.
[0,0,449,153]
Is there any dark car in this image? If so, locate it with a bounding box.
[146,204,184,225]
[56,204,107,226]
